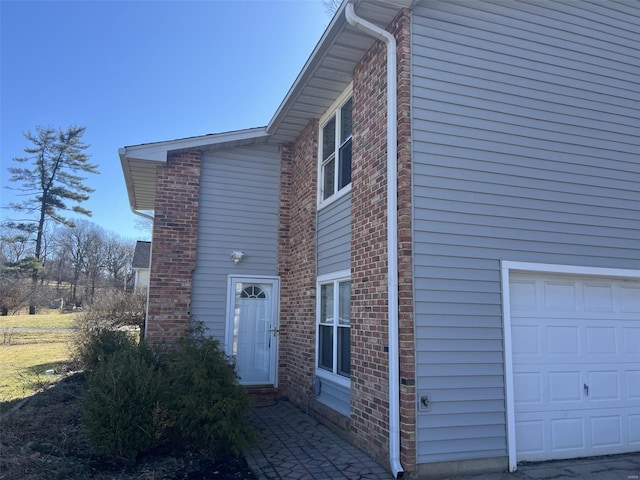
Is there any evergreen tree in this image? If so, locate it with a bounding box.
[6,125,99,313]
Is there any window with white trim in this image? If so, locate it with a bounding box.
[320,95,352,203]
[317,274,351,379]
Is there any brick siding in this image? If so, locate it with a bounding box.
[146,150,201,343]
[395,9,416,472]
[350,9,415,473]
[276,9,416,474]
[277,123,319,408]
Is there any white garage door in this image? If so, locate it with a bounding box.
[510,273,640,462]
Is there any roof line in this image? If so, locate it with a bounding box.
[122,126,269,152]
[266,1,350,136]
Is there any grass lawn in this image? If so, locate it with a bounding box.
[0,310,76,329]
[0,311,76,413]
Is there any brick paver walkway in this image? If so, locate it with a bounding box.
[245,400,394,480]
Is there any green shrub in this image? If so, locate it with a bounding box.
[162,329,257,456]
[80,342,165,460]
[73,327,137,371]
[79,324,257,460]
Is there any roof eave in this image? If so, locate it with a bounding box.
[120,127,270,211]
[266,0,408,143]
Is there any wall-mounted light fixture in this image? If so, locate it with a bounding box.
[231,251,245,264]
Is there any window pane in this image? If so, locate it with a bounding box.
[322,118,336,161]
[338,138,351,190]
[339,281,350,325]
[340,98,352,142]
[337,326,350,377]
[322,157,335,200]
[320,283,334,324]
[319,325,333,371]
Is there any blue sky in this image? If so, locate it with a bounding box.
[1,0,331,240]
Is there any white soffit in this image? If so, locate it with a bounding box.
[267,0,406,142]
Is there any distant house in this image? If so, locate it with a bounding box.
[132,241,151,291]
[119,1,640,478]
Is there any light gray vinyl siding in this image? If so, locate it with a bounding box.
[316,194,352,412]
[317,378,350,417]
[317,193,351,276]
[411,0,639,464]
[191,144,281,343]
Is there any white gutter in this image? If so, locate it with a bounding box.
[345,3,402,478]
[131,207,154,222]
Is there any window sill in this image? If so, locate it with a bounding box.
[317,184,351,211]
[315,369,351,388]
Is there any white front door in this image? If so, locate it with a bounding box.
[509,273,640,463]
[226,277,279,386]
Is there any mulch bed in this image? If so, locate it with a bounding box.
[0,373,257,479]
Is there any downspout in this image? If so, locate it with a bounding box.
[345,3,403,478]
[129,208,153,338]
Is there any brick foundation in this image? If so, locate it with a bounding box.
[146,150,201,343]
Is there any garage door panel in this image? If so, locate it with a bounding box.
[590,416,622,448]
[516,420,544,455]
[585,326,617,354]
[624,328,640,354]
[550,418,585,451]
[587,370,620,401]
[548,371,582,402]
[547,326,579,355]
[514,371,542,404]
[629,415,640,444]
[584,283,614,311]
[512,325,540,355]
[627,371,640,399]
[544,281,578,310]
[621,286,640,312]
[510,273,640,462]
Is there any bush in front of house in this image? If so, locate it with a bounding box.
[79,325,256,461]
[80,339,164,460]
[73,327,139,371]
[161,327,257,456]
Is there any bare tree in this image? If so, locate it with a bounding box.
[82,226,106,302]
[134,216,153,238]
[0,225,40,314]
[103,233,135,290]
[322,0,342,16]
[0,224,31,264]
[57,220,104,304]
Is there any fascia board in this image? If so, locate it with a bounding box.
[266,1,350,136]
[121,126,269,162]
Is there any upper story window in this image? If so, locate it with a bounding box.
[319,91,352,204]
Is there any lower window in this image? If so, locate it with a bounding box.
[317,274,350,379]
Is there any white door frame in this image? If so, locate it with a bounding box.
[500,261,640,472]
[226,275,280,387]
